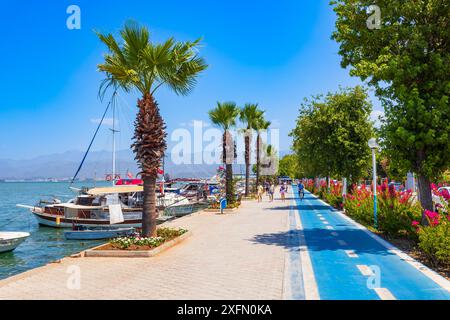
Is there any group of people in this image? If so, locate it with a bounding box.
[256,181,292,202]
[257,181,274,202]
[256,180,306,203]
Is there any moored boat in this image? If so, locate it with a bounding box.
[64,226,135,240]
[17,184,192,228]
[0,232,30,253]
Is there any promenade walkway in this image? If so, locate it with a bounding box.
[0,195,289,300]
[0,187,449,300]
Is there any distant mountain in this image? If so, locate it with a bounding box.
[0,149,292,180]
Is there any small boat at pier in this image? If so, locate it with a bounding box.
[0,232,30,253]
[64,226,135,240]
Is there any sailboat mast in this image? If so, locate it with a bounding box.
[111,92,118,186]
[112,103,116,185]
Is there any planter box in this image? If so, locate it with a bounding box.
[84,231,192,258]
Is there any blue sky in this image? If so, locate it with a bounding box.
[0,0,381,160]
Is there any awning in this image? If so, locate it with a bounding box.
[87,185,143,196]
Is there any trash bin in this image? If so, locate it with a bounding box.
[220,198,227,214]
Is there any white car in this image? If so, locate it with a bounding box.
[432,186,450,207]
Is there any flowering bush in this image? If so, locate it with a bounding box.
[414,189,450,266]
[323,182,344,209]
[343,182,421,236]
[308,179,327,198]
[416,220,450,266]
[343,187,374,226]
[377,184,422,236]
[109,227,188,250]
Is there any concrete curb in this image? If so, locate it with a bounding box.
[84,230,192,258]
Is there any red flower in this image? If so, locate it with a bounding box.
[425,210,440,226]
[425,210,438,219]
[412,221,420,227]
[388,184,397,198]
[441,189,450,201]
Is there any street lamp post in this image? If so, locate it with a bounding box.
[368,138,380,229]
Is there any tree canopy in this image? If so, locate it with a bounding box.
[290,86,374,182]
[331,0,450,211]
[278,154,300,179]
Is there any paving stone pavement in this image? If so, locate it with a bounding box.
[0,192,290,300]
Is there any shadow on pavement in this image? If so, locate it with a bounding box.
[249,228,394,256]
[266,204,333,211]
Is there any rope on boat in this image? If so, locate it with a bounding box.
[70,92,117,184]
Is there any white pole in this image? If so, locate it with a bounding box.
[342,177,347,197]
[372,149,378,228]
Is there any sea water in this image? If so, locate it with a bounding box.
[0,181,109,280]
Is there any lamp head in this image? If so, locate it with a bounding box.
[368,138,379,150]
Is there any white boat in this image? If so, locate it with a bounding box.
[17,185,192,228]
[64,226,135,240]
[0,232,30,253]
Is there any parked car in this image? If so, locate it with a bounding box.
[432,186,450,208]
[388,182,404,192]
[438,186,450,194]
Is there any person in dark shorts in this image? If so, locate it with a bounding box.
[298,181,305,201]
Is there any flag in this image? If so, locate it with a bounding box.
[127,171,133,179]
[158,169,164,175]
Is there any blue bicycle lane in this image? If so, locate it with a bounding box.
[289,185,450,300]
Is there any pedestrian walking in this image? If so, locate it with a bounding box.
[280,184,286,202]
[257,184,264,202]
[269,183,275,202]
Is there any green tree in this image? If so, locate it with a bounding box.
[290,86,374,183]
[239,103,263,196]
[209,102,240,203]
[332,0,450,220]
[278,154,300,179]
[97,22,207,237]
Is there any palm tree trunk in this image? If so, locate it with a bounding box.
[226,164,233,203]
[244,134,250,196]
[222,131,234,203]
[142,175,158,237]
[133,93,167,238]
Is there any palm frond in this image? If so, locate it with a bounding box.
[208,102,240,130]
[97,22,207,98]
[240,103,263,129]
[253,112,271,131]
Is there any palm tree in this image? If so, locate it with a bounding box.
[97,21,207,237]
[209,102,240,203]
[239,104,262,196]
[253,116,271,187]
